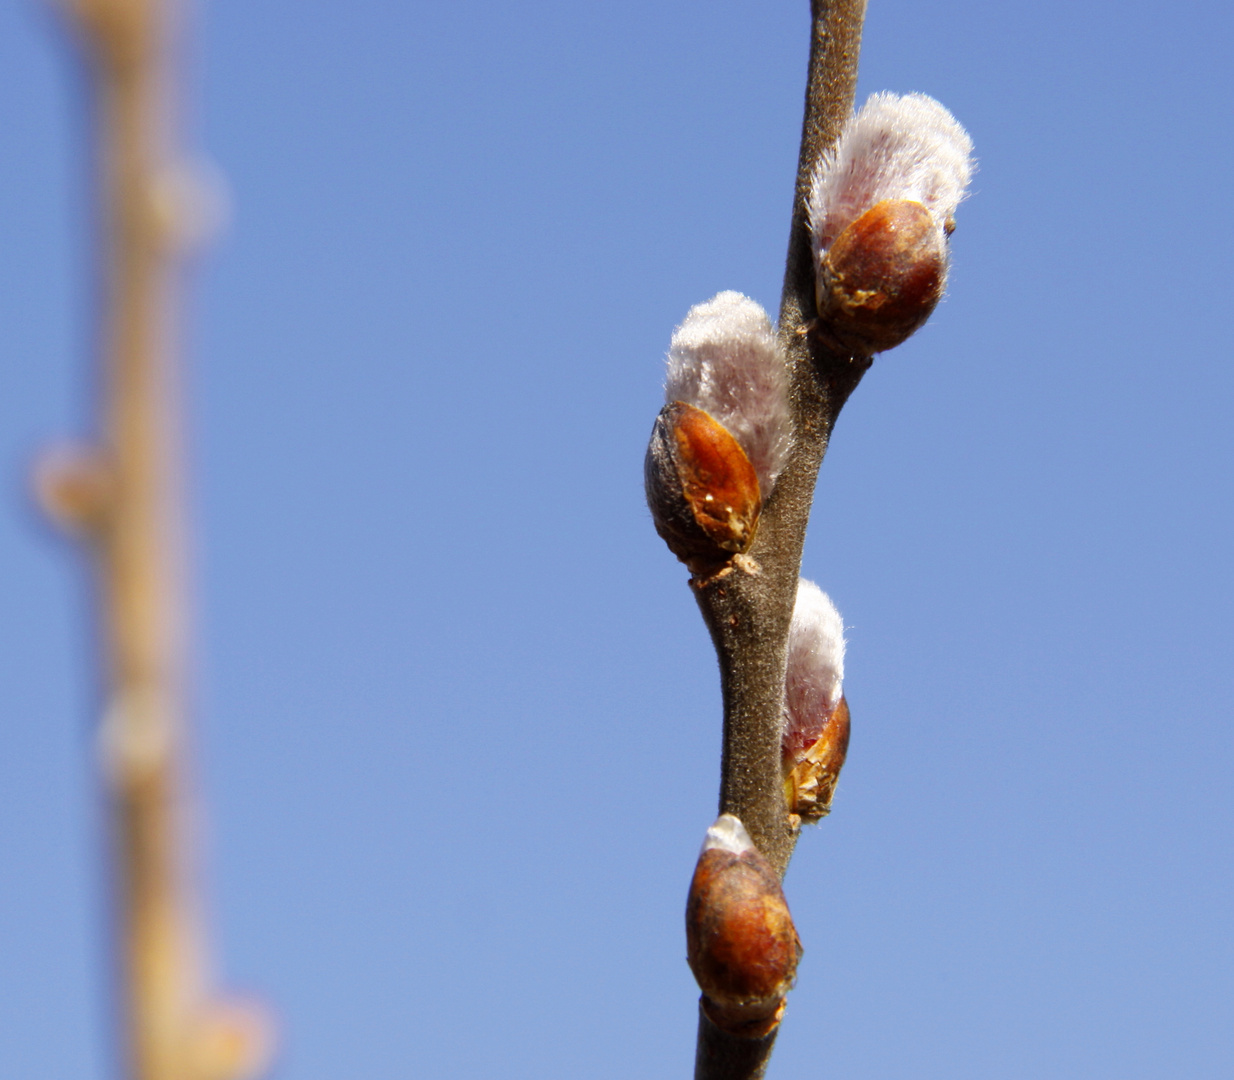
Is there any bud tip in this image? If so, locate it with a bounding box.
[701,813,755,856]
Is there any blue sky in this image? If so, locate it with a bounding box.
[2,1,1233,1077]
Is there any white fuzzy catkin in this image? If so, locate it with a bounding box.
[701,813,755,856]
[808,92,974,256]
[665,291,792,495]
[783,579,846,748]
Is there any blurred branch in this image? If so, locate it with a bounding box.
[35,1,270,1078]
[691,1,867,1076]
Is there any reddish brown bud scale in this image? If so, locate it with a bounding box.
[686,832,802,1037]
[644,401,761,571]
[816,199,947,355]
[784,695,851,823]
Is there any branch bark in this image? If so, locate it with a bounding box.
[38,3,270,1078]
[692,1,867,1076]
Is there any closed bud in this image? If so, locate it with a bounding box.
[189,998,276,1080]
[808,92,974,355]
[32,443,113,537]
[782,579,850,822]
[645,400,761,571]
[686,815,802,1037]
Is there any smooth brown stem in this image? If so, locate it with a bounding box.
[693,1,867,1076]
[45,3,270,1078]
[693,1002,780,1080]
[96,12,201,1078]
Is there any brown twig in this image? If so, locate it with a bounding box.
[694,1003,783,1080]
[691,1,867,1076]
[36,2,270,1078]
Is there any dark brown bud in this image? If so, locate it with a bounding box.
[815,198,947,355]
[645,401,761,571]
[784,695,850,823]
[686,815,802,1037]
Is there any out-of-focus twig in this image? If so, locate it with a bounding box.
[35,2,271,1078]
[690,2,867,1077]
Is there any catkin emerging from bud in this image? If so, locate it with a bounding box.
[782,579,850,822]
[808,92,974,354]
[646,292,793,571]
[645,401,762,568]
[664,292,792,497]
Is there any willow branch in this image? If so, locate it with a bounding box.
[36,2,269,1078]
[692,1,867,1077]
[694,0,867,888]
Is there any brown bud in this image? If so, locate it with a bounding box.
[784,695,850,823]
[188,998,276,1080]
[645,401,761,571]
[32,444,114,537]
[686,815,802,1037]
[815,199,947,355]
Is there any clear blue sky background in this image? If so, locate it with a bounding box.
[3,1,1233,1077]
